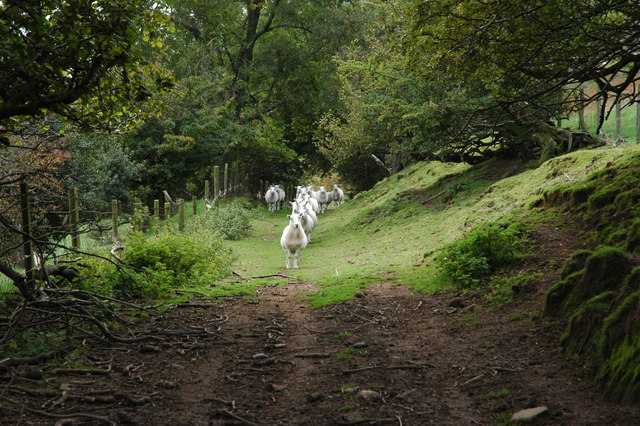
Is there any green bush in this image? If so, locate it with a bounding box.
[79,228,235,299]
[190,201,258,240]
[436,222,529,288]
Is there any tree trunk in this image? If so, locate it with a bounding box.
[233,3,262,119]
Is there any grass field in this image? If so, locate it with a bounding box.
[227,143,640,307]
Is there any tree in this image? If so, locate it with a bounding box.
[0,0,173,298]
[404,0,640,160]
[160,0,362,181]
[0,0,173,140]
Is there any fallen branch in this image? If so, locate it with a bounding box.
[213,409,259,426]
[0,346,74,369]
[231,272,294,280]
[49,368,111,376]
[342,365,428,375]
[422,190,447,204]
[0,395,114,424]
[294,353,331,359]
[461,373,485,386]
[336,417,398,425]
[110,244,126,265]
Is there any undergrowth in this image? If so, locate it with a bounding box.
[435,222,531,289]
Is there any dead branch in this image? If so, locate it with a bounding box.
[49,368,111,376]
[0,395,114,424]
[213,409,259,426]
[110,244,126,265]
[342,365,428,375]
[231,272,294,280]
[2,385,58,397]
[293,353,330,358]
[422,190,447,204]
[0,346,74,369]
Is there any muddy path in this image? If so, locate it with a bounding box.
[60,278,637,425]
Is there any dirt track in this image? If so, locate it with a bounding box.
[90,280,638,425]
[3,223,640,425]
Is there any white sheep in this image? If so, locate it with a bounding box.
[291,201,316,242]
[330,184,344,208]
[316,186,329,213]
[303,190,320,214]
[280,212,308,269]
[264,186,279,212]
[274,185,286,211]
[331,184,344,209]
[297,194,318,227]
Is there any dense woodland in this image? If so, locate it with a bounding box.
[1,1,640,422]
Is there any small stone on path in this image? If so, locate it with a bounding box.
[510,406,548,422]
[357,389,381,401]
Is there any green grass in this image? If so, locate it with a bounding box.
[226,144,640,307]
[9,145,640,306]
[565,104,639,141]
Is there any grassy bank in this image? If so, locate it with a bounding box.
[228,144,640,306]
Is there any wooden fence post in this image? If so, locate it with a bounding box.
[164,201,171,223]
[178,199,185,232]
[231,161,238,193]
[70,188,80,249]
[204,179,210,201]
[615,100,622,139]
[223,163,229,198]
[637,100,640,142]
[163,190,175,216]
[133,202,142,232]
[578,88,587,132]
[20,179,34,291]
[192,195,197,216]
[154,199,160,222]
[112,200,119,243]
[213,166,220,202]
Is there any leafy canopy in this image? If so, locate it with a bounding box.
[407,0,640,132]
[0,0,173,137]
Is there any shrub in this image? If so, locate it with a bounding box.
[79,228,235,299]
[190,201,258,240]
[436,222,529,288]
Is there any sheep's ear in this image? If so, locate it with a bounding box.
[287,215,292,219]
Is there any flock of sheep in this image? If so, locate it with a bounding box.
[264,184,344,269]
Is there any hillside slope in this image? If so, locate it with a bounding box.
[230,144,640,301]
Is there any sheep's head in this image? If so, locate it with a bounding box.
[288,213,303,229]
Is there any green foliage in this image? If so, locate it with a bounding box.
[436,223,530,288]
[487,271,542,307]
[80,227,234,299]
[4,329,66,357]
[306,274,382,309]
[405,0,640,153]
[61,133,140,211]
[484,389,511,399]
[190,201,259,241]
[0,0,173,132]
